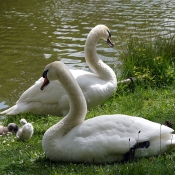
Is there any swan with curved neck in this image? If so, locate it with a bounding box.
[0,25,117,116]
[42,61,175,164]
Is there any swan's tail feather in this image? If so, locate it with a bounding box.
[167,134,175,149]
[0,105,18,115]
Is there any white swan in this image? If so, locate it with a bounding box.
[42,61,175,164]
[16,118,34,141]
[0,25,117,116]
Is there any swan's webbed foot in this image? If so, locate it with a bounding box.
[124,141,150,162]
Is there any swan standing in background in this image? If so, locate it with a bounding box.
[41,61,175,164]
[0,25,117,116]
[16,118,34,141]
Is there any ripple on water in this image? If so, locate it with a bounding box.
[0,0,175,106]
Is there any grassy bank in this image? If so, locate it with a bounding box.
[0,36,175,175]
[118,34,175,87]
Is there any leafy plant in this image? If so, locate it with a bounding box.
[120,35,175,87]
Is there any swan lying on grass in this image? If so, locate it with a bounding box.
[41,61,175,164]
[0,24,117,116]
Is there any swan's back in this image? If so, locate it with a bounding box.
[43,114,175,163]
[0,69,116,116]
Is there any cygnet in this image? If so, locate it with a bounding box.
[0,123,19,135]
[16,119,34,141]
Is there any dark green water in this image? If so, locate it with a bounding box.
[0,0,175,110]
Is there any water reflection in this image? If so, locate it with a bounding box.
[0,0,175,111]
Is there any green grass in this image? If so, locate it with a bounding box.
[118,34,175,87]
[0,35,175,175]
[1,84,175,175]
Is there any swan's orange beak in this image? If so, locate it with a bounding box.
[40,77,50,90]
[107,37,114,47]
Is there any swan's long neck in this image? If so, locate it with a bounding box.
[85,30,116,83]
[61,68,87,126]
[45,64,87,137]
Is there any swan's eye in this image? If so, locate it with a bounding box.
[42,70,48,78]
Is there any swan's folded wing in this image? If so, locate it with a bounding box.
[17,69,94,104]
[17,77,65,103]
[74,70,116,108]
[63,114,173,155]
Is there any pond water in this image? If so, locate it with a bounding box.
[0,0,175,111]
